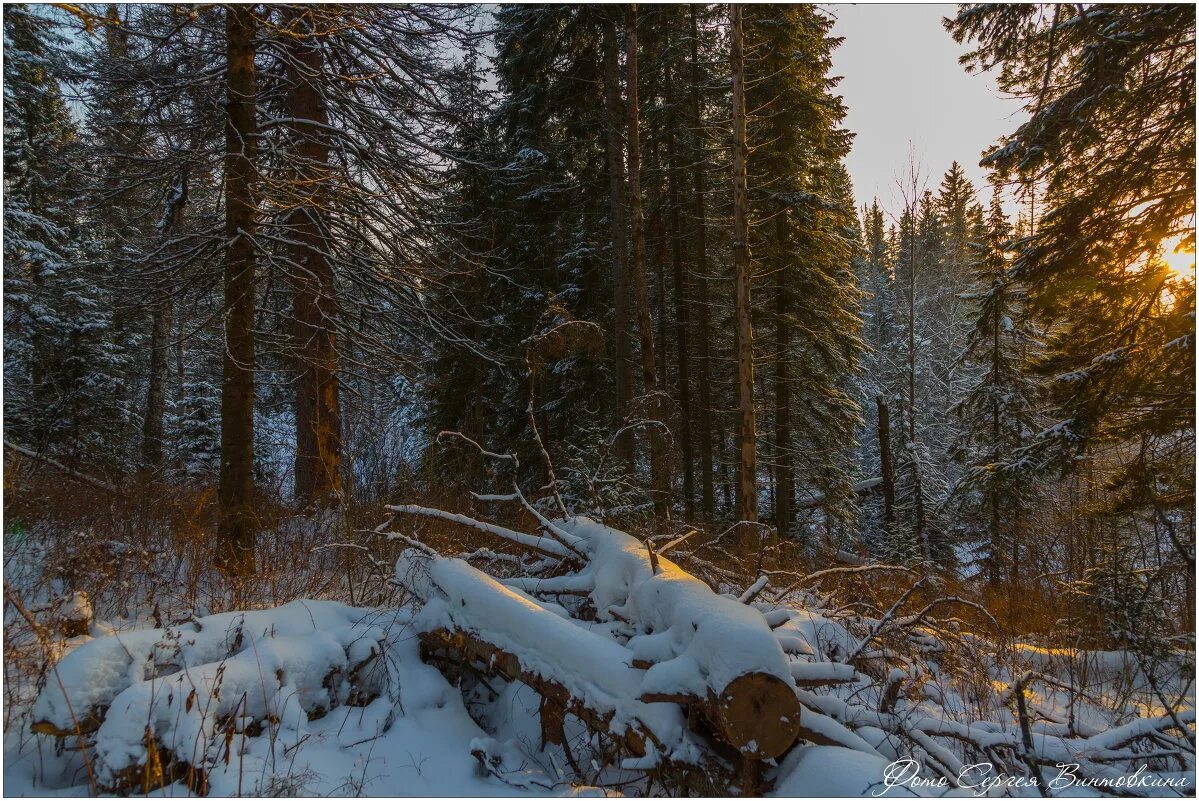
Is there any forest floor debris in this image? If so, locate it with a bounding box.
[5,498,1194,797]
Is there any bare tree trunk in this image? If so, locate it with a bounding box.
[730,3,758,542]
[689,5,716,521]
[141,172,188,470]
[626,4,670,523]
[603,17,634,475]
[991,306,1003,589]
[905,195,928,561]
[665,23,695,520]
[876,396,896,531]
[142,302,171,469]
[286,9,342,510]
[773,213,792,537]
[218,5,258,576]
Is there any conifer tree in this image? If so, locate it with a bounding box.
[951,187,1038,598]
[744,4,861,539]
[4,5,127,466]
[950,3,1195,608]
[730,3,758,540]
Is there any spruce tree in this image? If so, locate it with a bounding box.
[951,187,1039,601]
[4,5,127,467]
[950,3,1195,616]
[744,4,862,539]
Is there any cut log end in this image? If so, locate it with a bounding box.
[714,672,802,759]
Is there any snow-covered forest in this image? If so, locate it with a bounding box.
[3,3,1195,797]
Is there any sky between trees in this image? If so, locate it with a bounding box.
[828,3,1028,214]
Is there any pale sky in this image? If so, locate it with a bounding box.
[824,4,1028,214]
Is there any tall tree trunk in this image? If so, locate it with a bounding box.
[773,213,792,537]
[218,5,258,576]
[876,396,896,531]
[991,296,1007,593]
[626,4,670,523]
[287,9,342,510]
[665,22,695,520]
[689,5,716,520]
[603,17,634,475]
[730,3,758,542]
[142,302,171,469]
[905,203,928,561]
[142,171,188,471]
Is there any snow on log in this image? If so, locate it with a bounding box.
[30,601,395,793]
[32,601,384,736]
[385,504,806,759]
[395,513,805,760]
[94,630,364,792]
[560,517,802,758]
[788,661,860,688]
[395,549,691,760]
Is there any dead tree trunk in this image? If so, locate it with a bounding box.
[625,4,670,523]
[392,517,803,762]
[903,196,928,561]
[217,5,258,575]
[286,9,342,510]
[730,3,758,543]
[142,302,172,470]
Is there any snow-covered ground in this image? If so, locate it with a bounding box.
[2,611,944,797]
[7,591,1194,797]
[4,513,1194,797]
[5,602,591,796]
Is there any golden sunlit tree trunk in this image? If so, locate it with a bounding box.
[217,5,258,575]
[731,3,758,544]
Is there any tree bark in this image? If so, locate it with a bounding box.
[625,4,670,523]
[142,301,172,470]
[991,300,1002,589]
[689,5,716,520]
[665,21,695,520]
[141,170,187,471]
[286,9,342,510]
[876,396,895,530]
[602,17,634,475]
[905,202,928,561]
[730,4,758,540]
[218,5,258,575]
[774,213,792,537]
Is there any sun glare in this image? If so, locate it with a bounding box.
[1161,233,1196,279]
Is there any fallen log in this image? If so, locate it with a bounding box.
[395,513,805,761]
[29,602,393,795]
[395,550,685,758]
[4,440,124,495]
[561,517,802,759]
[419,627,654,756]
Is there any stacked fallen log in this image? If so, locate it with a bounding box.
[386,495,1196,796]
[397,550,685,759]
[386,502,848,794]
[29,601,392,794]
